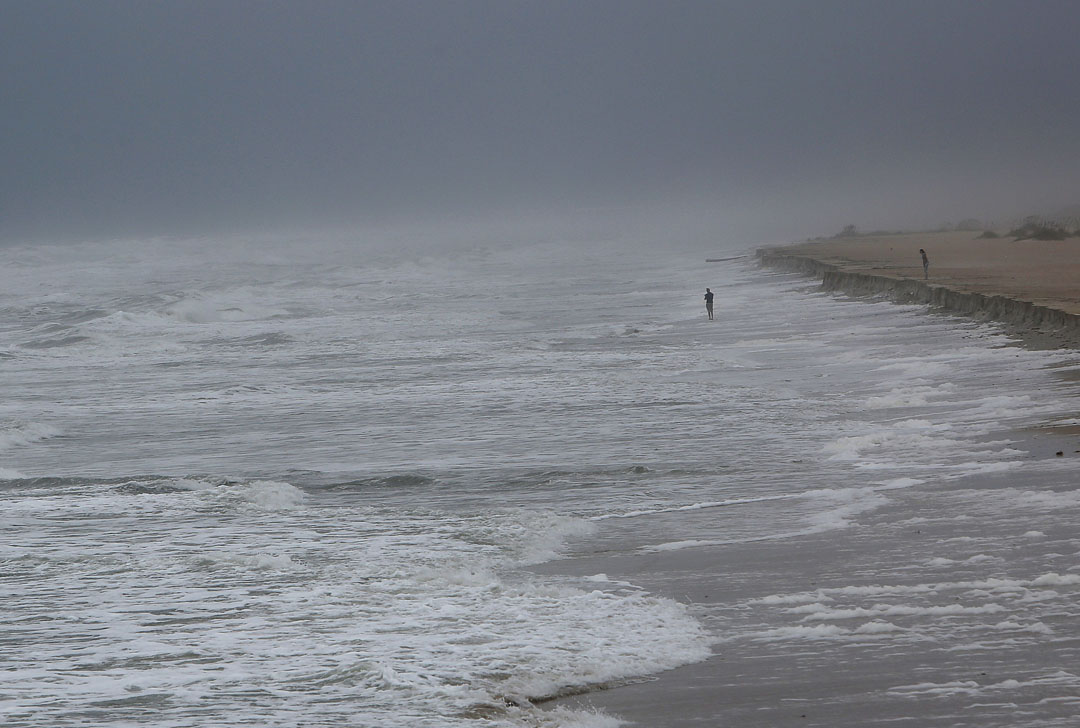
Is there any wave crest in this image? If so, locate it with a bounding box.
[0,422,61,451]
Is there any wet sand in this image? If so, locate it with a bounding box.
[537,428,1080,726]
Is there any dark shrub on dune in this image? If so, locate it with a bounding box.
[1008,217,1069,241]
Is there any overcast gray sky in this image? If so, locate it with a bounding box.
[3,0,1080,244]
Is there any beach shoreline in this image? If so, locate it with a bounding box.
[538,238,1080,727]
[756,231,1080,350]
[538,427,1080,727]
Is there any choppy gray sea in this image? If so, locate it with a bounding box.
[2,235,1077,727]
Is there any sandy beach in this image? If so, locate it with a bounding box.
[537,236,1080,727]
[772,231,1080,316]
[755,231,1080,351]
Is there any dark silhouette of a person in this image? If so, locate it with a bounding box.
[704,288,714,320]
[920,249,929,280]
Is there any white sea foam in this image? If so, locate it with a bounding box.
[540,707,626,728]
[993,620,1054,634]
[752,572,1080,605]
[192,479,307,510]
[1,479,711,727]
[876,477,926,489]
[865,384,954,409]
[238,479,306,509]
[890,671,1080,697]
[196,550,302,571]
[888,679,983,696]
[644,538,725,552]
[0,422,61,451]
[591,494,795,521]
[640,487,892,552]
[795,602,1007,621]
[1030,572,1080,586]
[750,623,850,641]
[803,488,890,530]
[854,620,906,634]
[163,289,292,324]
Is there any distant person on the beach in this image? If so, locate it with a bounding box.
[704,288,714,320]
[920,249,929,279]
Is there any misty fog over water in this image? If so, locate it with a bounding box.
[3,1,1080,245]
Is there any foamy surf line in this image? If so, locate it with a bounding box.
[608,482,932,553]
[590,493,797,521]
[544,434,1080,727]
[749,572,1080,606]
[595,475,932,526]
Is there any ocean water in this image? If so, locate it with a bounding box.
[2,234,1077,727]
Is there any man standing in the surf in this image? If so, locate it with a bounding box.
[704,287,714,320]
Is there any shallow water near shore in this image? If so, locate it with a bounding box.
[2,235,1078,727]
